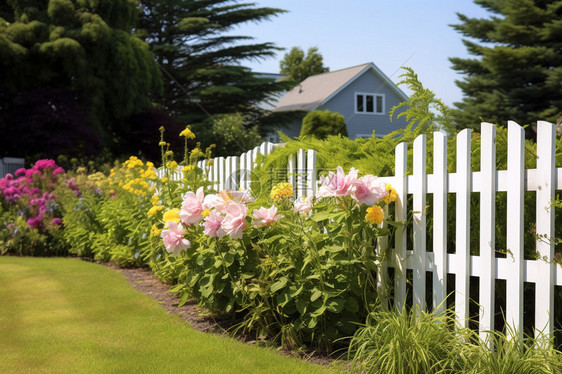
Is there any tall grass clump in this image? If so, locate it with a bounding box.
[348,307,468,373]
[348,307,562,374]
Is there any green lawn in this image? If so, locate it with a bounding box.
[0,257,337,373]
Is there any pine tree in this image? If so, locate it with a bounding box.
[138,0,292,144]
[0,0,162,151]
[450,0,562,134]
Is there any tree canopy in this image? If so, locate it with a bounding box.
[450,0,562,134]
[279,46,329,84]
[0,0,162,156]
[138,0,292,145]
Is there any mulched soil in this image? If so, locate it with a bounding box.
[106,263,340,367]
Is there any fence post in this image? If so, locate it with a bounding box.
[306,150,317,198]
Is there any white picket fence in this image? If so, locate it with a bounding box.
[160,120,562,341]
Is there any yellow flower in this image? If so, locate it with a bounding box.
[159,141,167,146]
[148,205,164,217]
[191,148,202,155]
[167,161,178,169]
[150,224,162,237]
[179,127,196,139]
[207,159,214,166]
[182,165,195,173]
[366,205,384,225]
[384,184,397,204]
[202,209,210,218]
[270,182,293,202]
[162,209,180,224]
[161,177,169,182]
[76,166,87,174]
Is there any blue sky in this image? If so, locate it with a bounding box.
[228,1,491,107]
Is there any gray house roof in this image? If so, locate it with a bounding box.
[272,62,408,112]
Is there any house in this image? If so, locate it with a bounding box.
[270,62,409,140]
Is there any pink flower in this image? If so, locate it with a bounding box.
[252,206,284,227]
[15,168,26,177]
[161,222,190,255]
[51,218,62,226]
[53,167,64,175]
[221,202,248,239]
[293,196,312,214]
[179,187,205,225]
[352,175,388,206]
[203,210,226,237]
[318,166,358,197]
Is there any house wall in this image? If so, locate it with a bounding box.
[319,69,408,138]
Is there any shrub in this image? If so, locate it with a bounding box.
[299,110,348,139]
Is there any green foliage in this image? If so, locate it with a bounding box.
[211,113,263,157]
[300,110,348,139]
[279,46,329,84]
[0,0,162,149]
[449,0,562,134]
[390,66,456,136]
[165,190,394,353]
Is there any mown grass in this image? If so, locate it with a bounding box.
[0,257,337,374]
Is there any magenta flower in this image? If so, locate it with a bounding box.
[27,215,43,228]
[161,222,190,255]
[352,174,388,206]
[53,167,65,175]
[51,218,62,226]
[15,168,26,177]
[252,206,284,227]
[34,159,56,171]
[203,210,226,238]
[221,202,248,239]
[179,187,205,225]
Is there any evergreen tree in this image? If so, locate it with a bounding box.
[138,0,292,144]
[0,0,161,151]
[450,0,562,134]
[279,46,329,84]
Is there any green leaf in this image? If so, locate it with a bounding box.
[276,290,291,307]
[310,289,322,302]
[296,298,307,315]
[270,277,288,293]
[326,298,345,313]
[311,304,326,317]
[223,252,234,266]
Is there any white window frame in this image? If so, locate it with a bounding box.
[355,92,385,115]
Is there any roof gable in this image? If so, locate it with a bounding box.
[273,63,408,112]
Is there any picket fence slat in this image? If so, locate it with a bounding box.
[479,123,496,342]
[297,149,306,199]
[535,121,555,337]
[506,121,525,339]
[393,142,408,312]
[455,128,471,328]
[306,150,317,198]
[412,135,427,311]
[433,132,448,314]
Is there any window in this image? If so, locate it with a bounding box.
[355,93,384,115]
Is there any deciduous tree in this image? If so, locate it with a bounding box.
[279,46,329,84]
